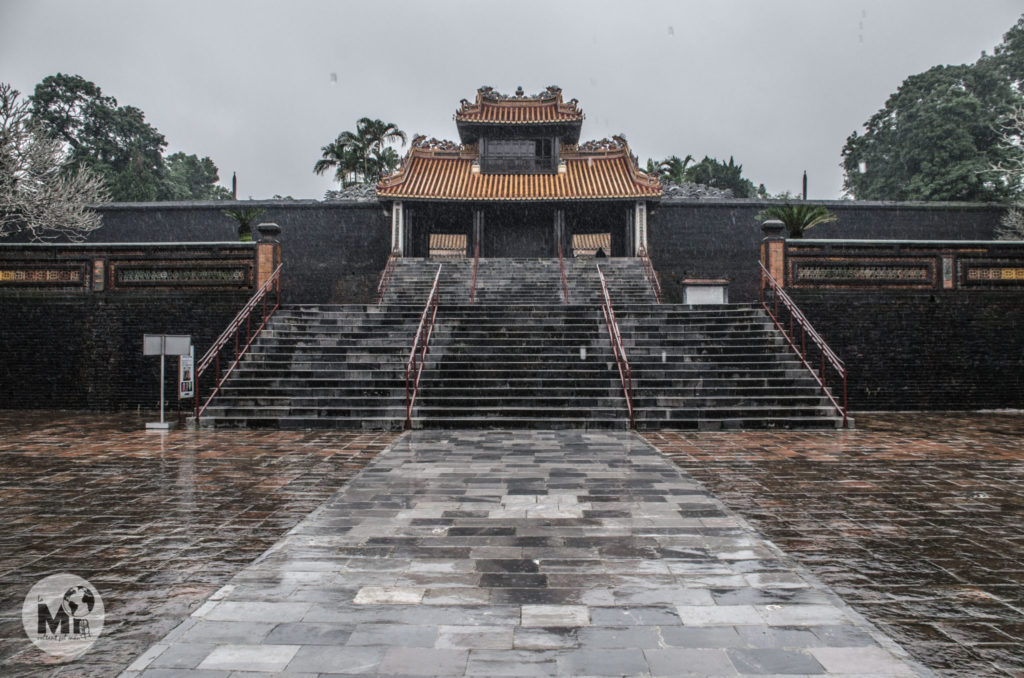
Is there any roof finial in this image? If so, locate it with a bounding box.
[515,86,524,98]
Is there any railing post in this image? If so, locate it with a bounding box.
[256,223,283,289]
[761,219,787,290]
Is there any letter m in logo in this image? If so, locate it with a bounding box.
[37,602,69,635]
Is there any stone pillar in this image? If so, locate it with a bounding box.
[472,208,485,258]
[760,219,786,287]
[553,209,566,256]
[624,206,635,257]
[256,223,282,288]
[634,201,648,255]
[391,201,404,254]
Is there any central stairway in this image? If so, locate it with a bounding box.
[199,256,844,430]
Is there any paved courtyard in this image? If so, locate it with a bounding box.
[0,412,1019,677]
[646,413,1024,678]
[122,428,919,677]
[0,411,397,677]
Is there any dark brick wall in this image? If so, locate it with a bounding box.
[790,290,1024,412]
[0,292,250,410]
[7,198,997,305]
[89,201,390,304]
[649,200,1005,303]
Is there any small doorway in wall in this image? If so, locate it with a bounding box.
[572,233,611,258]
[429,233,467,258]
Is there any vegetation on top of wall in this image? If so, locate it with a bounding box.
[755,203,838,238]
[841,14,1024,202]
[28,73,231,202]
[0,83,108,242]
[314,118,407,187]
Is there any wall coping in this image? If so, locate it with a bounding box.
[93,199,382,211]
[85,198,1006,212]
[0,242,253,248]
[793,239,1024,246]
[657,198,1006,211]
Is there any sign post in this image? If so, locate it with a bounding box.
[177,346,194,427]
[143,334,191,431]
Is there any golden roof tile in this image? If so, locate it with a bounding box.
[455,86,583,125]
[377,136,661,201]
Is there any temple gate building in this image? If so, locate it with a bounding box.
[377,86,662,258]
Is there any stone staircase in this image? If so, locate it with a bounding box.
[617,305,843,430]
[199,305,419,429]
[412,304,627,429]
[199,256,844,430]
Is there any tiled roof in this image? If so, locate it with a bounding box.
[429,233,467,254]
[377,137,661,202]
[572,233,611,255]
[456,86,583,125]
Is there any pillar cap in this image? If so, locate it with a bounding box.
[761,219,786,239]
[257,222,282,242]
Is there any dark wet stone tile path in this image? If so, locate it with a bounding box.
[122,429,920,677]
[1,412,1019,676]
[0,411,396,677]
[646,413,1024,678]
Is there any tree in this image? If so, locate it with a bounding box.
[756,203,838,238]
[0,83,108,241]
[31,73,168,201]
[357,118,407,181]
[683,155,764,198]
[29,73,230,202]
[163,152,231,200]
[842,15,1024,203]
[223,207,264,241]
[314,118,406,186]
[645,154,693,184]
[995,205,1024,240]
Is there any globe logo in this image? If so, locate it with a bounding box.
[22,573,104,660]
[61,586,96,621]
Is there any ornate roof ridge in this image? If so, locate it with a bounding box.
[456,85,583,122]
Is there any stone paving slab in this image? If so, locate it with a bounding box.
[122,430,926,677]
[0,411,397,678]
[646,412,1024,678]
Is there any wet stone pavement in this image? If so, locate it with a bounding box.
[0,411,397,677]
[123,429,921,677]
[646,413,1024,678]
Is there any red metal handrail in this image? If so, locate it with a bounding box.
[405,264,442,429]
[194,264,283,423]
[470,238,480,303]
[637,246,662,304]
[557,237,569,304]
[376,246,401,305]
[597,265,634,428]
[759,262,848,427]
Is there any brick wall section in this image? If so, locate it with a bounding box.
[1,198,998,304]
[0,292,251,409]
[791,290,1024,411]
[650,200,1004,303]
[0,243,261,410]
[90,201,390,304]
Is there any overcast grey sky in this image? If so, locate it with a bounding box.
[1,1,1021,200]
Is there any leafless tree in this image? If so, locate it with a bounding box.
[0,83,108,241]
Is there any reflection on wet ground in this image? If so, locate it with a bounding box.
[0,411,397,677]
[1,411,1020,676]
[646,412,1024,678]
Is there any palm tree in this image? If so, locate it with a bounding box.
[314,119,406,185]
[755,203,838,238]
[356,118,407,181]
[314,131,364,186]
[369,146,401,180]
[645,154,693,184]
